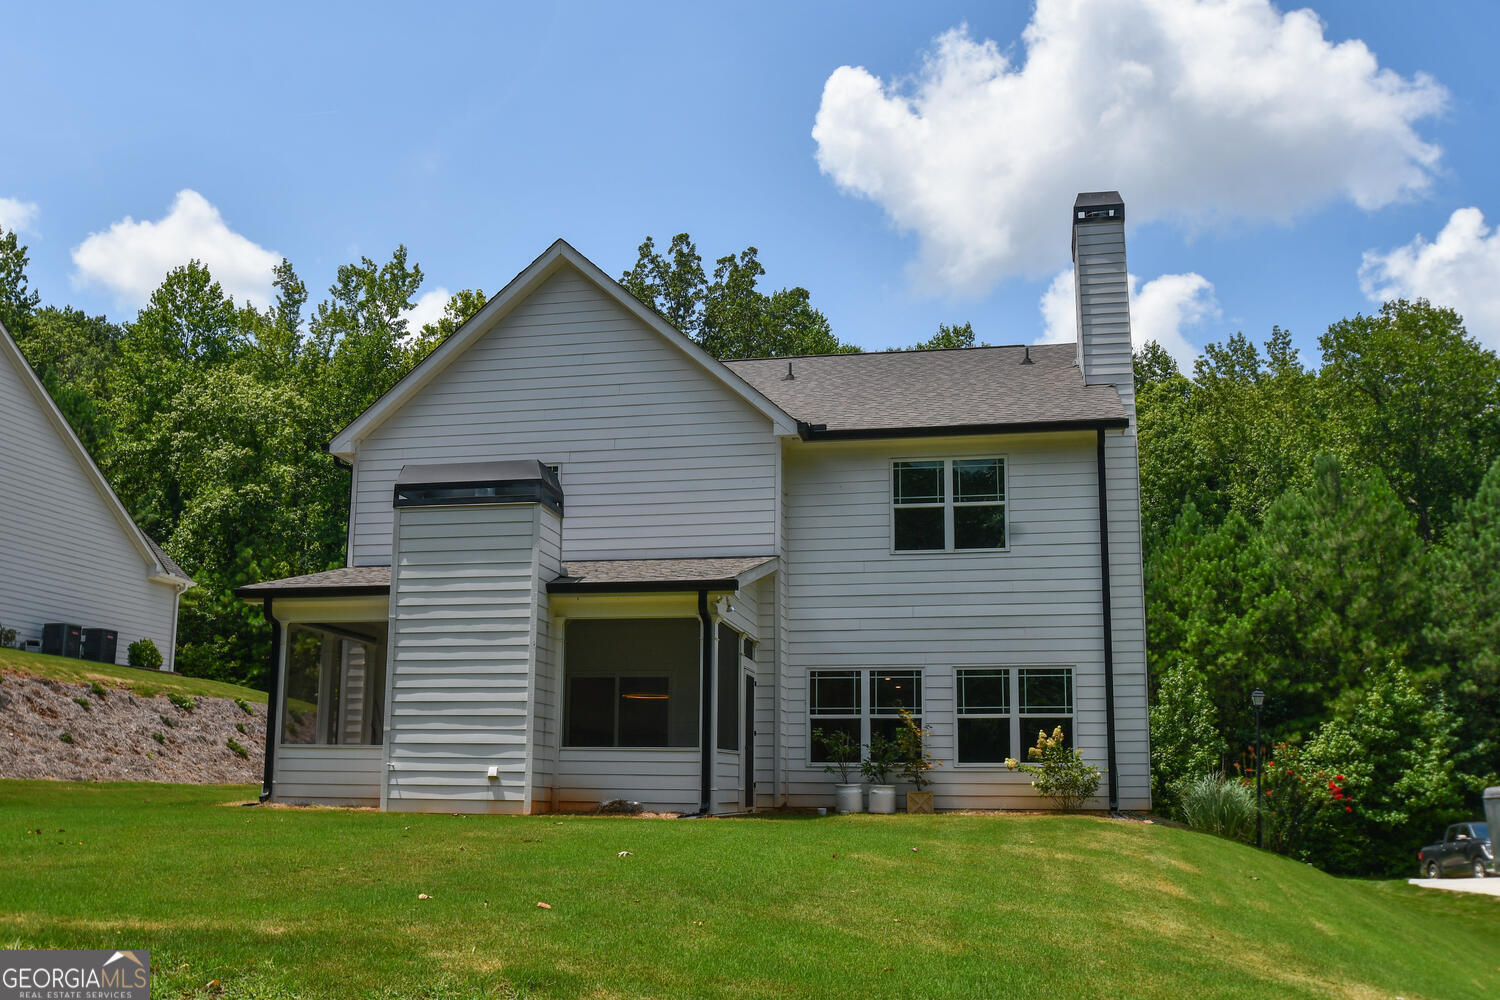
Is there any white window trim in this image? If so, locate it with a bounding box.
[953,666,1075,768]
[889,455,1009,555]
[807,668,924,768]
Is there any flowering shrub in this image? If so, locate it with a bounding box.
[1006,726,1102,811]
[1241,742,1352,865]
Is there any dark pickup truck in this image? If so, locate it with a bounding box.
[1418,822,1493,878]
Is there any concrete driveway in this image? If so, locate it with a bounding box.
[1408,877,1500,896]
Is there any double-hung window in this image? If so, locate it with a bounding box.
[955,667,1075,764]
[809,669,923,762]
[892,458,1006,551]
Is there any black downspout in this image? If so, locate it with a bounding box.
[697,590,714,815]
[259,596,280,803]
[1096,430,1120,813]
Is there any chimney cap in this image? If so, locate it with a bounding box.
[1074,191,1125,222]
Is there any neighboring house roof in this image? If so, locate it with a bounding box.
[725,343,1128,438]
[0,319,194,589]
[237,556,777,600]
[326,239,800,459]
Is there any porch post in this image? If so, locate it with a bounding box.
[259,597,280,803]
[697,590,714,814]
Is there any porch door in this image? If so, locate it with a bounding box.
[742,675,756,808]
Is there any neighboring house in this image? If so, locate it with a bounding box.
[238,191,1149,814]
[0,320,193,670]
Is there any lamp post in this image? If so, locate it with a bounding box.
[1252,688,1265,850]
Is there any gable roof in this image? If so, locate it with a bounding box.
[0,320,194,588]
[725,343,1127,438]
[326,239,799,459]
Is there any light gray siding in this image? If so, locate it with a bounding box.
[780,433,1122,810]
[0,335,180,668]
[1074,213,1151,811]
[348,267,778,567]
[275,746,383,805]
[552,749,699,813]
[385,503,555,813]
[1074,220,1135,406]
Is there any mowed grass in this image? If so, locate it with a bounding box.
[0,647,267,703]
[1,783,1496,999]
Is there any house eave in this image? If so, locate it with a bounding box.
[795,417,1130,441]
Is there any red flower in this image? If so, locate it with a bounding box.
[1345,806,1352,813]
[1327,781,1337,790]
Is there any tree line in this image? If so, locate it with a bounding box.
[1138,305,1500,873]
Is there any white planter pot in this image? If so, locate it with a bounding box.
[868,784,896,814]
[835,783,865,814]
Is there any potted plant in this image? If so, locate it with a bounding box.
[862,732,899,814]
[895,709,938,813]
[814,727,864,814]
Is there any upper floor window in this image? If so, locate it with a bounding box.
[892,458,1006,551]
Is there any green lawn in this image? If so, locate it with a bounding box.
[0,647,267,703]
[0,782,1495,999]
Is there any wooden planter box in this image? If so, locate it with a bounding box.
[906,790,934,814]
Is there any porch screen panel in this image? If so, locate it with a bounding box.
[280,624,386,746]
[563,618,699,748]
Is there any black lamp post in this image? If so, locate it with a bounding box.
[1252,688,1265,849]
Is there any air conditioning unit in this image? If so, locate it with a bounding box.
[42,623,82,658]
[81,627,118,664]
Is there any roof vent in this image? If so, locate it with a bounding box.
[1022,345,1034,365]
[783,362,795,380]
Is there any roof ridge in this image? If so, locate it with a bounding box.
[724,342,1072,364]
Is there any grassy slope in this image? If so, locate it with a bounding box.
[1,783,1496,999]
[0,647,266,703]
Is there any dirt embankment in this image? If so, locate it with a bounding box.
[0,672,266,784]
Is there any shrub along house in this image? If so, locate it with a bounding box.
[237,191,1149,814]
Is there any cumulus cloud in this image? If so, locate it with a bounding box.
[813,0,1447,293]
[403,287,452,336]
[1359,207,1500,349]
[1038,267,1218,369]
[71,190,280,309]
[0,197,39,234]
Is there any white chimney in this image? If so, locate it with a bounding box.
[1071,191,1134,416]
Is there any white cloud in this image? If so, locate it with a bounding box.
[403,287,452,337]
[1038,266,1217,369]
[0,197,39,235]
[1359,207,1500,349]
[813,0,1447,293]
[71,190,280,309]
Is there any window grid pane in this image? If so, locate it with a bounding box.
[893,461,944,505]
[952,460,1003,503]
[811,671,861,714]
[958,668,1009,713]
[871,671,922,714]
[1020,668,1073,713]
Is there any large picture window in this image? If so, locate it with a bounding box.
[956,667,1074,764]
[563,618,699,748]
[892,458,1006,551]
[809,669,923,762]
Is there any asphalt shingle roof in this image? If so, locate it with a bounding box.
[238,557,776,598]
[725,343,1126,435]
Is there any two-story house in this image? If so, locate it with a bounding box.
[237,191,1149,814]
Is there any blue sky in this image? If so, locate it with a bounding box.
[4,1,1498,366]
